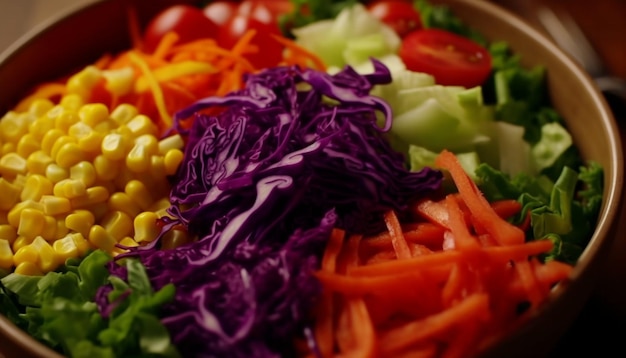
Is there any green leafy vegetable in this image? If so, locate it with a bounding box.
[0,251,178,358]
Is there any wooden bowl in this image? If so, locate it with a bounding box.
[0,0,622,357]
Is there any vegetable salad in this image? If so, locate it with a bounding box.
[0,1,603,357]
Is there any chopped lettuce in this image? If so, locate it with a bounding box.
[0,251,178,357]
[475,161,603,264]
[292,3,401,69]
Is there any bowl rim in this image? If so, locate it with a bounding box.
[0,0,623,357]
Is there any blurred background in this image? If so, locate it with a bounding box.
[0,0,625,357]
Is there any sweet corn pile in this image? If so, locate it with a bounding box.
[0,89,186,275]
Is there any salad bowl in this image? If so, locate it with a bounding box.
[0,0,622,357]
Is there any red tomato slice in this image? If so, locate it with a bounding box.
[203,1,239,27]
[367,0,422,38]
[218,1,284,69]
[142,5,219,52]
[399,29,492,88]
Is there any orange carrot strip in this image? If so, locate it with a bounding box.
[314,228,345,358]
[490,199,522,219]
[378,293,490,354]
[435,150,525,246]
[444,194,481,252]
[359,223,445,252]
[350,239,553,277]
[338,298,376,358]
[513,259,547,307]
[337,234,362,274]
[315,268,451,296]
[383,210,412,260]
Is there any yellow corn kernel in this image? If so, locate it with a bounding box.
[45,105,64,121]
[2,142,16,157]
[31,236,59,272]
[164,149,184,176]
[68,121,93,142]
[66,66,101,100]
[45,163,70,183]
[101,211,133,241]
[40,195,71,216]
[88,225,117,252]
[12,235,34,252]
[54,111,80,133]
[0,239,13,270]
[16,133,40,158]
[65,209,95,238]
[93,155,120,181]
[112,236,139,256]
[50,135,76,160]
[12,174,27,190]
[101,133,128,161]
[13,244,38,265]
[52,235,79,263]
[149,156,167,186]
[103,67,135,97]
[0,178,21,211]
[93,180,116,197]
[0,152,27,177]
[14,261,43,276]
[0,112,28,143]
[55,218,69,240]
[26,150,54,175]
[108,192,141,218]
[0,224,17,244]
[8,200,42,228]
[70,161,97,187]
[134,134,158,154]
[158,134,184,155]
[69,186,110,208]
[70,232,91,256]
[126,143,151,173]
[29,99,54,117]
[79,103,109,127]
[125,180,153,210]
[77,130,105,153]
[17,208,45,239]
[28,116,55,141]
[110,104,139,125]
[0,214,7,226]
[21,174,54,201]
[60,94,85,111]
[53,179,87,198]
[41,129,65,155]
[41,215,57,240]
[149,197,172,218]
[161,229,190,250]
[55,142,86,168]
[134,211,160,243]
[93,119,116,134]
[119,236,138,248]
[125,114,158,137]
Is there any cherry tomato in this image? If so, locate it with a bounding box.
[203,1,239,27]
[218,1,284,69]
[399,29,492,88]
[367,0,422,38]
[143,5,219,52]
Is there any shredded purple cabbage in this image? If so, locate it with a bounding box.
[99,60,443,357]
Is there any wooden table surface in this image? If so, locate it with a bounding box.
[489,0,626,356]
[1,0,625,357]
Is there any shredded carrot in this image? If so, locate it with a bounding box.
[383,210,411,259]
[309,151,574,358]
[435,150,525,246]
